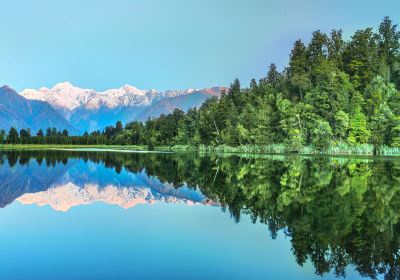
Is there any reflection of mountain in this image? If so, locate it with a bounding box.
[0,157,72,208]
[17,182,210,212]
[0,154,211,210]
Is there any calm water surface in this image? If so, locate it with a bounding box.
[0,150,396,279]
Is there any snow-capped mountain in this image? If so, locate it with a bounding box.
[20,82,97,111]
[18,82,226,133]
[20,82,199,111]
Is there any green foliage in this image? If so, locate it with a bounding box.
[348,107,370,144]
[334,110,349,141]
[391,116,400,147]
[7,127,19,144]
[311,119,333,151]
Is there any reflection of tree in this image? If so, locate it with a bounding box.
[1,150,400,279]
[198,157,400,280]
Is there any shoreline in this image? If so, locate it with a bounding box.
[1,144,400,158]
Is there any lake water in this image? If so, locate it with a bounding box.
[0,150,396,279]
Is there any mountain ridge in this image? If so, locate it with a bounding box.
[19,82,227,133]
[20,82,220,112]
[0,85,77,134]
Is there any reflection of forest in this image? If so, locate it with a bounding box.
[1,150,400,279]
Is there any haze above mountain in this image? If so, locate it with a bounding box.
[18,82,225,133]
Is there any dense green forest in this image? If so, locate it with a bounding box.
[2,17,400,154]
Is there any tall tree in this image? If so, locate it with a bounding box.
[378,16,400,83]
[0,129,6,144]
[348,107,370,144]
[328,29,345,69]
[289,40,310,100]
[307,30,329,80]
[266,63,282,89]
[7,127,19,144]
[343,28,384,90]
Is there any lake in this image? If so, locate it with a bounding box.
[0,150,396,279]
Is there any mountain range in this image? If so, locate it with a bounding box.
[10,82,226,134]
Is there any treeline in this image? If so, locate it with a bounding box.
[0,123,122,145]
[2,17,400,154]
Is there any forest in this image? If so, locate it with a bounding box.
[2,17,400,155]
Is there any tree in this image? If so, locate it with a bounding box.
[307,30,329,78]
[266,63,282,89]
[0,129,6,144]
[369,103,393,152]
[19,129,31,144]
[378,16,400,82]
[228,79,242,109]
[343,28,384,90]
[37,129,44,137]
[390,116,400,147]
[311,119,333,151]
[348,107,370,144]
[46,127,52,137]
[334,110,350,141]
[19,129,30,138]
[289,39,310,100]
[7,127,19,144]
[125,121,144,145]
[364,76,397,116]
[278,97,306,152]
[328,29,345,69]
[115,121,123,133]
[286,128,304,152]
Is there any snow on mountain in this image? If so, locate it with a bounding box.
[20,82,97,111]
[20,82,198,111]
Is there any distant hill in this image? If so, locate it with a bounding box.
[137,88,222,121]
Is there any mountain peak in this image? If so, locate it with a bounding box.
[120,84,140,92]
[52,81,75,90]
[0,85,14,92]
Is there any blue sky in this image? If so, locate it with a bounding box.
[0,0,399,92]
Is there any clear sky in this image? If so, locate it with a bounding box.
[0,0,399,92]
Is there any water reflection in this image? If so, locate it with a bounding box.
[1,150,399,279]
[0,150,210,211]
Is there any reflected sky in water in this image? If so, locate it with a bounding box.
[0,150,387,279]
